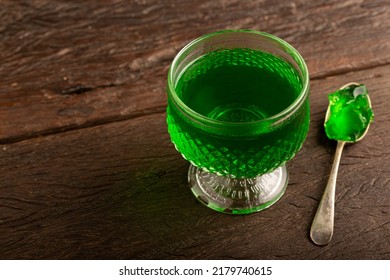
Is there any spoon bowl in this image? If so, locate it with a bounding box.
[324,82,372,143]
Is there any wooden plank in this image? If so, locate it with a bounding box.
[0,64,388,259]
[1,0,389,142]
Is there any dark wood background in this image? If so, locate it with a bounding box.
[0,0,389,259]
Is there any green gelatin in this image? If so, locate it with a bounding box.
[167,48,309,178]
[324,84,374,142]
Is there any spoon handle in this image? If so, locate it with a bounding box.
[310,140,345,245]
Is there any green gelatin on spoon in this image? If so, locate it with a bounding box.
[324,84,374,142]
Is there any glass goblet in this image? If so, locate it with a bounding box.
[166,30,309,214]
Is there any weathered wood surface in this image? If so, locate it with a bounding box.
[1,0,389,143]
[0,0,389,259]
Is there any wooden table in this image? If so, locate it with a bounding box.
[0,0,389,259]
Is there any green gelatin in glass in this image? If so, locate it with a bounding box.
[166,30,310,213]
[168,48,309,178]
[325,84,374,142]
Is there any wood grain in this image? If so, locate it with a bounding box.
[0,0,389,259]
[0,63,388,259]
[0,0,389,143]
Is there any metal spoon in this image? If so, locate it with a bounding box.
[310,82,372,246]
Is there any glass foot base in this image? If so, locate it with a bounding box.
[188,165,288,214]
